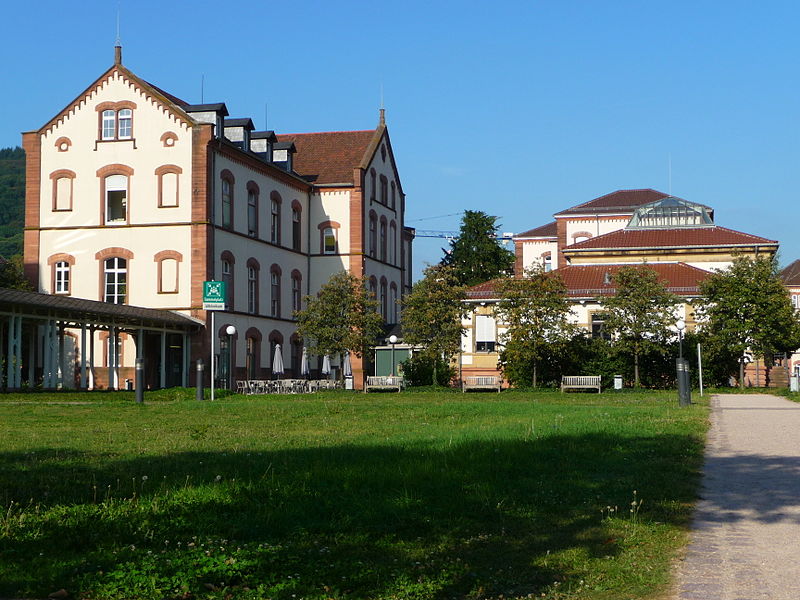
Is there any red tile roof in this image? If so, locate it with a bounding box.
[276,130,377,185]
[555,189,670,215]
[516,221,557,238]
[780,260,800,286]
[466,263,711,300]
[564,226,777,251]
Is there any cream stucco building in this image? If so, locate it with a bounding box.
[18,46,413,390]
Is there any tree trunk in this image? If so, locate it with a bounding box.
[432,361,438,387]
[634,352,640,388]
[531,360,537,388]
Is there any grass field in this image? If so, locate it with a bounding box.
[0,389,709,600]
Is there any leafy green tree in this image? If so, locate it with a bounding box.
[0,147,25,258]
[295,271,385,377]
[401,264,467,385]
[495,266,578,387]
[603,265,680,388]
[0,255,32,291]
[697,255,800,388]
[441,210,514,286]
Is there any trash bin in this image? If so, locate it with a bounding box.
[791,375,799,393]
[614,375,623,390]
[125,379,133,391]
[345,376,354,390]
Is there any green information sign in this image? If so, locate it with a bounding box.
[203,281,227,310]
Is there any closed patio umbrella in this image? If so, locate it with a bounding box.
[343,352,352,377]
[272,344,284,379]
[321,354,331,378]
[300,347,310,378]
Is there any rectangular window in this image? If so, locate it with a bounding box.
[271,200,280,244]
[54,261,70,294]
[248,191,258,237]
[160,258,178,294]
[222,179,232,229]
[591,313,610,340]
[475,314,497,352]
[105,174,127,224]
[380,177,388,205]
[160,172,179,208]
[102,110,116,140]
[248,267,257,314]
[323,227,336,254]
[104,257,127,304]
[292,209,301,251]
[271,272,280,317]
[55,177,72,211]
[369,218,377,257]
[118,109,132,139]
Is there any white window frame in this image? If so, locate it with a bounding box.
[105,174,128,225]
[54,261,70,294]
[104,257,127,304]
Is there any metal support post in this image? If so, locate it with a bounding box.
[135,357,144,404]
[196,359,204,401]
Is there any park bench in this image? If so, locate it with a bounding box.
[560,375,602,393]
[462,375,502,392]
[365,375,405,392]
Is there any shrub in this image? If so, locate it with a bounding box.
[401,355,456,387]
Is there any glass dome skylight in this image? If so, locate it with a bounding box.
[627,196,713,229]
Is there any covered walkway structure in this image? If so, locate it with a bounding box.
[0,287,203,390]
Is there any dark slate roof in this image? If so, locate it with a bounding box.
[466,263,711,300]
[0,288,203,331]
[273,141,296,151]
[184,103,229,116]
[276,130,376,185]
[144,80,189,107]
[780,260,800,286]
[563,226,777,252]
[515,221,557,238]
[224,118,255,130]
[251,130,277,141]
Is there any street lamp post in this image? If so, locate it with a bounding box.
[676,319,690,406]
[389,334,398,377]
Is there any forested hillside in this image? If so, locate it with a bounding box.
[0,147,25,258]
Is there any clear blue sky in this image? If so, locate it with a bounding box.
[2,1,798,279]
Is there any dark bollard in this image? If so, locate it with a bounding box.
[196,359,204,401]
[135,358,144,404]
[677,358,691,406]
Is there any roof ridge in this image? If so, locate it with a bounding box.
[278,129,374,137]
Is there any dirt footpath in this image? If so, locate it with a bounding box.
[672,394,800,600]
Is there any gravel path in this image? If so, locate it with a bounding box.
[672,394,800,600]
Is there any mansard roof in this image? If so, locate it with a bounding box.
[555,189,671,216]
[465,263,711,300]
[564,226,777,252]
[276,130,377,185]
[515,221,557,238]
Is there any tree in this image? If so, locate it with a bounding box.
[401,264,467,385]
[0,255,32,291]
[495,266,578,387]
[697,255,800,388]
[441,210,515,286]
[602,265,680,388]
[295,271,385,377]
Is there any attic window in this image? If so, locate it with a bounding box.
[97,102,136,142]
[381,144,386,162]
[603,271,612,285]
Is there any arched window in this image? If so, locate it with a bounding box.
[380,217,387,262]
[247,258,260,314]
[370,169,377,202]
[368,276,377,303]
[247,182,259,237]
[221,170,234,230]
[290,334,303,376]
[572,231,592,244]
[291,270,303,314]
[270,191,282,244]
[48,253,75,295]
[268,330,284,373]
[389,283,398,324]
[154,250,182,294]
[104,257,127,304]
[156,165,182,208]
[270,264,282,317]
[291,200,302,251]
[221,250,235,309]
[380,277,388,320]
[97,164,134,225]
[97,101,136,141]
[319,221,340,254]
[390,181,396,209]
[380,175,388,205]
[245,328,262,380]
[368,211,377,258]
[542,252,552,272]
[389,221,397,265]
[50,170,75,212]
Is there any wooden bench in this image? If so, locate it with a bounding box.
[462,375,502,392]
[560,375,601,393]
[365,375,404,392]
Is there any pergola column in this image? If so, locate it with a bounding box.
[160,330,167,389]
[80,325,87,389]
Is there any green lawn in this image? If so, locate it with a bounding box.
[0,389,709,600]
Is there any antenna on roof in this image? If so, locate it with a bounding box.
[379,82,385,125]
[668,153,672,195]
[265,103,268,130]
[200,74,204,103]
[114,1,122,65]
